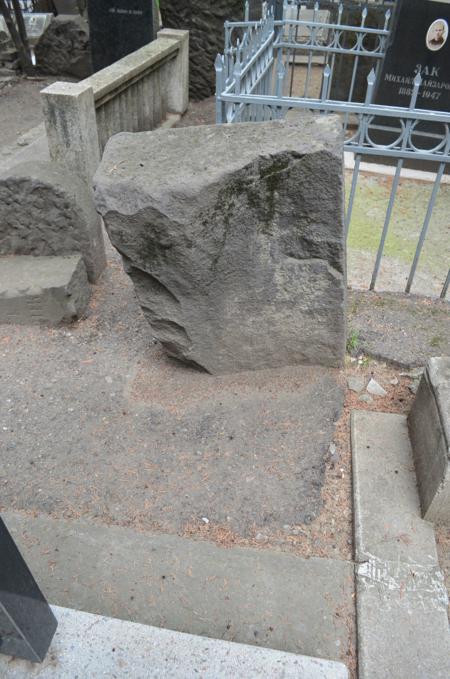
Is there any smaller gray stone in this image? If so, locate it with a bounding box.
[408,382,418,395]
[389,377,399,386]
[0,160,106,282]
[347,376,366,393]
[358,394,373,404]
[328,442,339,465]
[366,378,387,397]
[0,255,90,326]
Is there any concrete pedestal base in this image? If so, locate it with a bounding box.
[0,255,90,326]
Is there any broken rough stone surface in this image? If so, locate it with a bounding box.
[366,378,387,397]
[161,0,243,100]
[0,161,106,283]
[35,15,92,80]
[94,117,346,374]
[0,255,90,325]
[408,356,450,525]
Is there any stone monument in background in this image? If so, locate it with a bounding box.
[87,0,154,72]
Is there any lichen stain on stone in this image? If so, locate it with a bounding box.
[214,154,297,238]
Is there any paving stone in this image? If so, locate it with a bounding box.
[2,511,354,665]
[0,255,90,325]
[365,378,387,397]
[351,410,450,679]
[94,116,346,374]
[408,357,450,524]
[346,376,365,393]
[0,605,349,679]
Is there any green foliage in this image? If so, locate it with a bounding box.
[346,329,360,354]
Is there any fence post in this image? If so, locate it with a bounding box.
[215,53,225,124]
[157,29,189,115]
[41,81,100,186]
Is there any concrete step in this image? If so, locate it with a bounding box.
[0,605,349,678]
[352,410,450,679]
[0,255,90,325]
[2,510,354,667]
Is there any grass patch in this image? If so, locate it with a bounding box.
[346,329,360,354]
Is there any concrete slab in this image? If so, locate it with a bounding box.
[352,410,450,679]
[0,255,90,325]
[2,511,354,664]
[352,410,438,565]
[409,357,450,524]
[0,605,349,679]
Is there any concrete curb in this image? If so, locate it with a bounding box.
[351,410,450,679]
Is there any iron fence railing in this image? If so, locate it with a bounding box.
[216,1,450,299]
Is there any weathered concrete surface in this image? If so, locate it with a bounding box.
[0,160,106,282]
[35,15,92,80]
[0,255,89,325]
[41,81,100,184]
[0,606,349,679]
[2,511,354,664]
[94,117,346,374]
[352,410,450,679]
[161,0,243,100]
[409,357,450,525]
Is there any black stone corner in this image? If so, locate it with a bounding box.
[0,517,58,663]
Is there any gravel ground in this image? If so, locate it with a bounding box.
[0,75,70,150]
[0,242,348,551]
[348,289,450,368]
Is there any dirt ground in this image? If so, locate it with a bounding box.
[0,75,67,149]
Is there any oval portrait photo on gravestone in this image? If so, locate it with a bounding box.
[426,18,448,51]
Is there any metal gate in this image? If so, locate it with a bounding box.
[215,1,450,299]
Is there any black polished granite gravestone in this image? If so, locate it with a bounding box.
[329,0,394,103]
[87,0,154,72]
[376,0,450,114]
[0,517,57,662]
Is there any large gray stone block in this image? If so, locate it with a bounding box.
[0,161,106,283]
[94,117,346,374]
[0,255,90,325]
[408,357,450,525]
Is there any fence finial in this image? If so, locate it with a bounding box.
[321,64,331,101]
[410,71,422,109]
[365,68,376,104]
